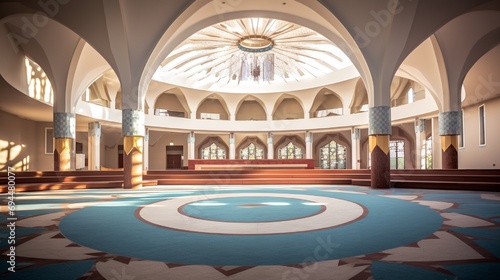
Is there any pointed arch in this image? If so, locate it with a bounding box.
[236,136,267,160]
[235,95,267,121]
[196,93,230,120]
[314,133,351,169]
[310,88,344,118]
[273,94,304,120]
[153,88,190,118]
[350,78,368,114]
[274,135,306,159]
[197,136,228,159]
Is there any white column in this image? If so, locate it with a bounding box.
[351,128,360,169]
[188,131,195,160]
[305,131,313,159]
[229,132,236,159]
[431,117,442,169]
[415,119,425,169]
[143,128,149,170]
[267,132,274,159]
[88,122,101,170]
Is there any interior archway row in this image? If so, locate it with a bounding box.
[0,0,499,176]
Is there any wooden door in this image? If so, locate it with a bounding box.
[166,145,183,169]
[118,145,124,168]
[167,154,182,169]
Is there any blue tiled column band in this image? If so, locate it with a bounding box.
[188,132,195,143]
[369,106,391,135]
[439,111,461,136]
[53,112,75,139]
[88,122,101,137]
[305,132,312,143]
[416,119,426,133]
[267,133,273,145]
[352,128,360,140]
[122,109,145,137]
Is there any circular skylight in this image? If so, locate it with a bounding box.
[154,18,354,93]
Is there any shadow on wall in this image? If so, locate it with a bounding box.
[0,139,30,171]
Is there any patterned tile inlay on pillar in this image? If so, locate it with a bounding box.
[439,111,461,135]
[53,112,76,139]
[369,106,391,135]
[122,109,145,136]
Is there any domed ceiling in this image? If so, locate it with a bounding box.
[153,18,355,93]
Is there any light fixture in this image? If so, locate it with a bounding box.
[159,17,353,91]
[170,140,174,146]
[231,33,275,83]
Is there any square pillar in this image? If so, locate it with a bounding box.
[369,106,391,188]
[305,131,313,159]
[439,111,461,169]
[188,132,195,160]
[351,128,360,169]
[53,112,75,171]
[229,132,236,159]
[88,122,101,171]
[122,109,145,189]
[267,132,274,159]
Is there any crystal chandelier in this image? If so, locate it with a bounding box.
[230,35,275,83]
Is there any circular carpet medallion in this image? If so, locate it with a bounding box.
[140,193,364,234]
[60,189,442,266]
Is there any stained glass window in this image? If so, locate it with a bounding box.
[278,142,303,159]
[201,143,226,159]
[421,136,432,169]
[390,140,405,169]
[240,143,264,160]
[320,140,347,169]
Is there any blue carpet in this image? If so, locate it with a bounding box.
[371,262,455,280]
[451,227,500,240]
[182,196,323,222]
[444,263,500,280]
[2,260,94,280]
[0,228,46,250]
[59,189,442,266]
[444,204,500,219]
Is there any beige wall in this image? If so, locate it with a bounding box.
[273,98,304,120]
[236,101,266,120]
[197,99,228,120]
[148,131,188,170]
[155,93,186,114]
[459,96,500,169]
[0,110,53,171]
[103,132,122,169]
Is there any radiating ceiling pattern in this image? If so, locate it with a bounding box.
[155,18,353,93]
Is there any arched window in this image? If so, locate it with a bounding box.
[421,136,432,169]
[201,143,226,159]
[407,87,415,104]
[240,143,264,160]
[320,140,347,169]
[390,140,405,169]
[278,142,303,159]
